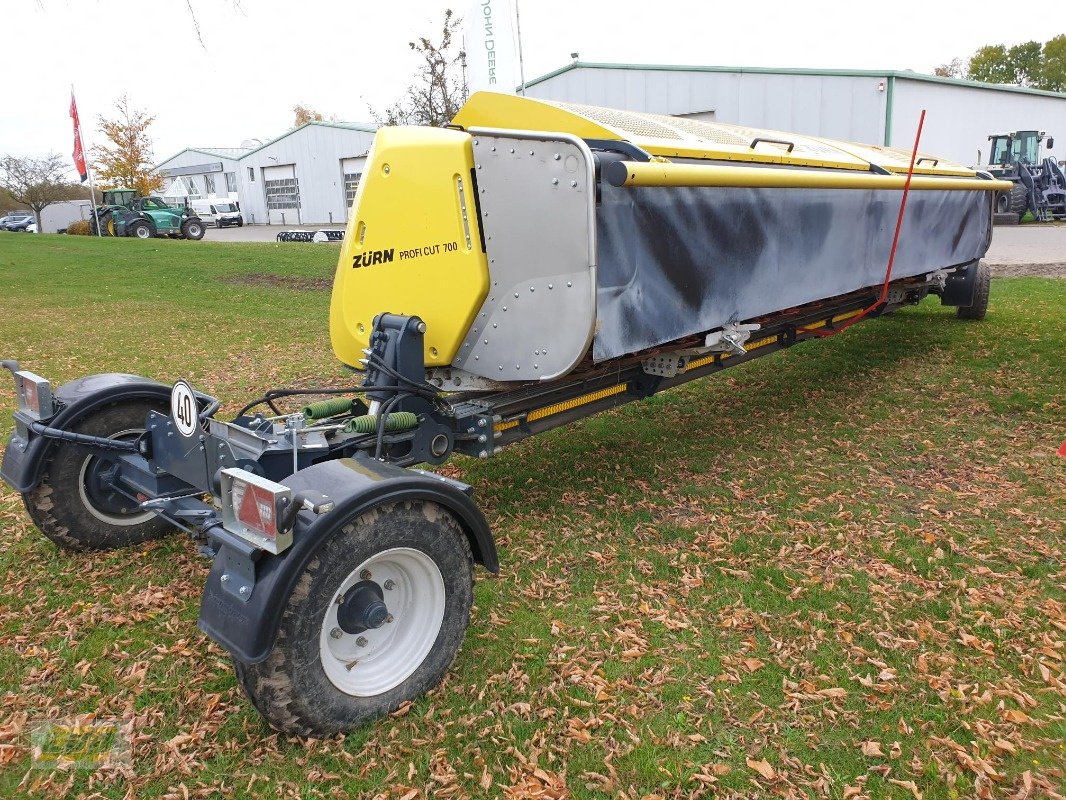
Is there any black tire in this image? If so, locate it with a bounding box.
[237,220,244,228]
[181,220,205,240]
[92,210,115,237]
[1008,183,1028,215]
[233,500,474,737]
[957,261,991,321]
[130,221,152,239]
[22,401,174,551]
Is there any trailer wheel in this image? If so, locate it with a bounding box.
[233,500,473,736]
[22,401,174,551]
[957,261,991,320]
[181,220,205,240]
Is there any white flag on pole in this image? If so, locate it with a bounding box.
[464,0,518,94]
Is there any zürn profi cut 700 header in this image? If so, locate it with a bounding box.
[1,93,1007,735]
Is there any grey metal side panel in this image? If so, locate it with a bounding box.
[593,183,992,361]
[452,130,596,381]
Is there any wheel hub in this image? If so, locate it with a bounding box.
[336,580,389,634]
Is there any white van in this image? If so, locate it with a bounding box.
[191,199,244,228]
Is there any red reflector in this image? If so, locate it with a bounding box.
[237,482,277,539]
[1058,440,1066,458]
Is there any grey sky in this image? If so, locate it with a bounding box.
[0,0,1055,177]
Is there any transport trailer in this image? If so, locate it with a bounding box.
[1,94,1006,736]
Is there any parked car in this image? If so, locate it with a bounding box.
[25,221,37,233]
[2,214,35,232]
[0,213,34,231]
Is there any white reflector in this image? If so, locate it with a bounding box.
[220,468,294,554]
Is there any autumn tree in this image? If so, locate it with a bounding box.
[378,8,468,127]
[0,153,82,233]
[933,58,965,79]
[92,95,164,195]
[293,104,325,127]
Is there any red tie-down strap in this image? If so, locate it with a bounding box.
[808,109,927,338]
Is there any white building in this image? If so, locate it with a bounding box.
[523,62,1066,167]
[155,147,249,206]
[238,121,376,226]
[155,121,377,226]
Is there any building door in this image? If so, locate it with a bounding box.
[341,157,365,222]
[263,164,300,225]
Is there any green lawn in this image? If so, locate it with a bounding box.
[0,234,1063,798]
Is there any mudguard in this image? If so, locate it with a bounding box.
[940,260,980,308]
[0,373,173,493]
[198,456,498,664]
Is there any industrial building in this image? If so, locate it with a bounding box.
[153,63,1066,226]
[523,62,1066,168]
[155,120,377,226]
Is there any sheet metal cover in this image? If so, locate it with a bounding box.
[593,181,992,361]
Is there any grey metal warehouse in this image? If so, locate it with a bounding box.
[155,120,377,226]
[523,62,1066,167]
[153,63,1065,226]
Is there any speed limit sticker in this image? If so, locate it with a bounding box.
[171,380,198,438]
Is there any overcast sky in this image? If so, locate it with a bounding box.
[1,0,1055,177]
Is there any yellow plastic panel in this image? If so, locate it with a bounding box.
[329,126,489,369]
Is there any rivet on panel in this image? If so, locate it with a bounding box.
[513,292,519,298]
[534,364,539,369]
[567,281,573,287]
[571,180,578,187]
[553,153,561,160]
[552,178,559,185]
[548,283,553,289]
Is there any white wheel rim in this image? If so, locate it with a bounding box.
[76,428,156,526]
[319,547,445,696]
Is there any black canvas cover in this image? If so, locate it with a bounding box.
[593,181,993,361]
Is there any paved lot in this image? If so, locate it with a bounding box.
[984,223,1066,276]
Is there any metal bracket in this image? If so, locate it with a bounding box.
[641,353,690,378]
[704,323,761,356]
[209,526,261,602]
[926,269,949,291]
[451,403,498,458]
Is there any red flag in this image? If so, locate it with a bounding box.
[70,92,87,183]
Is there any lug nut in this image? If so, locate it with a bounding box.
[386,614,394,624]
[330,627,343,639]
[356,636,369,647]
[383,579,395,590]
[360,569,372,580]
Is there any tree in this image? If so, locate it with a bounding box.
[92,95,164,195]
[293,104,324,127]
[960,36,1066,91]
[934,58,965,78]
[0,154,82,232]
[967,45,1015,84]
[378,9,468,127]
[1041,34,1066,92]
[1007,40,1043,85]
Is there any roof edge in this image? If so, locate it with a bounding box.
[523,61,1066,99]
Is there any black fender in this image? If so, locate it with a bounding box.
[198,456,498,664]
[0,373,172,493]
[939,260,979,308]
